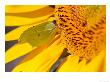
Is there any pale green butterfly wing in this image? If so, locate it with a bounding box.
[19,21,56,47]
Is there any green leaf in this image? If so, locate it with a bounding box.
[19,21,56,47]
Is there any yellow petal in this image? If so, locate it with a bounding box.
[5,14,52,26]
[83,50,106,72]
[57,55,79,72]
[5,6,54,26]
[98,55,106,72]
[19,34,60,64]
[5,43,36,63]
[6,24,36,41]
[12,39,65,72]
[5,17,55,41]
[75,59,86,72]
[6,5,47,13]
[58,50,105,72]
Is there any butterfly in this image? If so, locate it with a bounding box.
[19,21,56,47]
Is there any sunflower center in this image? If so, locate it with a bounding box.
[55,5,106,61]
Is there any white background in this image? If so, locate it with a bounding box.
[0,0,110,82]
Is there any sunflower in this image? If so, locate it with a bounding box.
[5,5,106,72]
